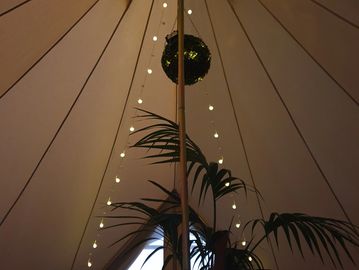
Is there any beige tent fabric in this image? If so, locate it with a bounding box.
[0,0,97,96]
[0,0,28,15]
[261,0,359,102]
[0,0,358,269]
[310,0,359,26]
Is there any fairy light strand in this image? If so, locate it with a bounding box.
[87,3,171,267]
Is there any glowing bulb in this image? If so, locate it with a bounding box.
[107,198,112,206]
[115,176,121,183]
[163,2,167,8]
[235,223,241,228]
[99,219,104,228]
[87,259,92,268]
[129,126,135,132]
[248,256,253,262]
[232,203,237,210]
[153,36,158,41]
[241,240,247,246]
[214,132,219,138]
[120,152,125,158]
[209,105,214,111]
[93,241,97,249]
[219,158,224,164]
[147,68,152,74]
[225,182,230,187]
[187,9,192,15]
[137,98,143,104]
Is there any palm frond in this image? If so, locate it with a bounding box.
[225,247,264,270]
[248,212,359,268]
[132,109,254,205]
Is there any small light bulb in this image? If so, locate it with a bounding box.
[99,219,104,228]
[120,152,125,158]
[115,176,121,183]
[241,240,247,246]
[93,241,97,249]
[232,203,237,210]
[225,182,230,187]
[209,105,214,111]
[219,158,224,164]
[137,98,143,104]
[235,223,241,228]
[129,126,135,132]
[153,36,158,41]
[147,69,152,74]
[214,132,219,138]
[87,260,92,267]
[187,9,192,15]
[107,198,112,206]
[163,2,167,8]
[248,256,253,262]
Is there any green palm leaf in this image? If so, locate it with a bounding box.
[132,109,254,207]
[248,212,359,268]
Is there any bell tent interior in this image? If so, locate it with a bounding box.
[0,0,358,269]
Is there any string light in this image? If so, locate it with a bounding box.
[225,182,230,187]
[218,157,224,164]
[92,240,97,249]
[232,202,237,210]
[99,219,104,228]
[249,256,253,262]
[208,105,214,111]
[87,1,170,260]
[214,132,219,138]
[106,197,112,206]
[187,9,192,15]
[241,240,247,246]
[235,215,241,228]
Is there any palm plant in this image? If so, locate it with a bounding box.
[105,109,359,270]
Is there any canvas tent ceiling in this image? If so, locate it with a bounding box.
[0,0,358,269]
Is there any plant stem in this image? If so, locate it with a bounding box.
[213,197,217,232]
[249,235,267,253]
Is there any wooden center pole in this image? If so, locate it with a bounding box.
[177,0,190,269]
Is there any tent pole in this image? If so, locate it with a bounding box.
[177,0,190,269]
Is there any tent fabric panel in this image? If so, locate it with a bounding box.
[0,0,98,96]
[231,0,359,224]
[68,1,178,268]
[0,1,134,268]
[0,0,128,234]
[260,0,359,103]
[313,0,359,26]
[0,0,28,15]
[0,0,128,222]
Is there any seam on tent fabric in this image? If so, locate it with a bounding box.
[0,0,101,100]
[228,0,357,232]
[69,1,154,269]
[309,0,359,30]
[0,0,32,17]
[0,0,130,228]
[204,0,281,269]
[256,0,358,107]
